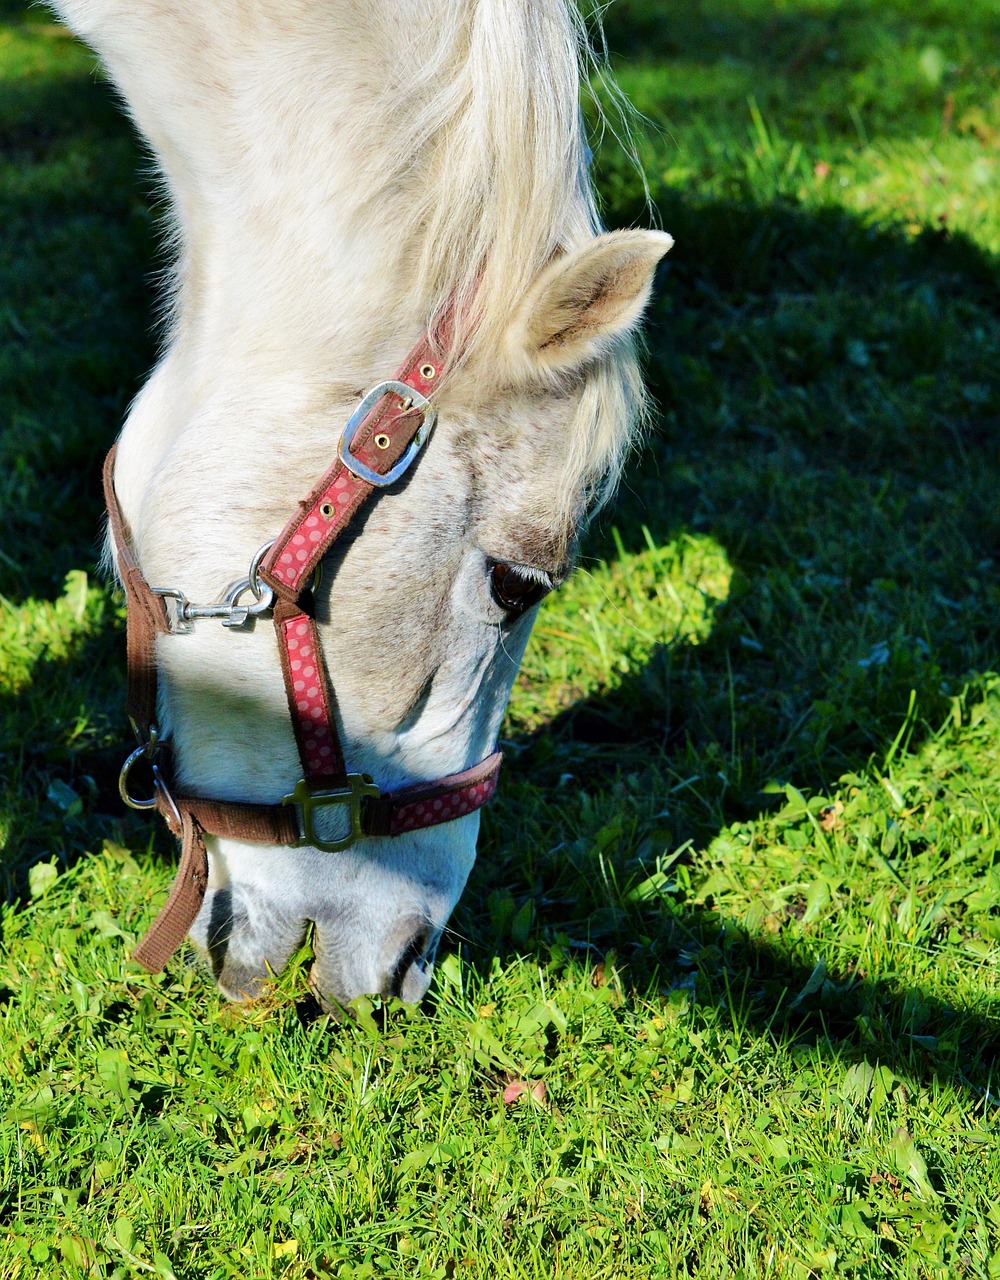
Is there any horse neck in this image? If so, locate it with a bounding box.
[80,0,598,533]
[169,200,425,395]
[82,0,592,390]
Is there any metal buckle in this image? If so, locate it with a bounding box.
[338,380,436,488]
[282,774,380,853]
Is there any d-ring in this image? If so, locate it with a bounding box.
[119,725,162,811]
[119,740,158,809]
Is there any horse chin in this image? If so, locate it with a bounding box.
[188,833,465,1012]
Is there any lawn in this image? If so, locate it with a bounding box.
[1,0,999,1276]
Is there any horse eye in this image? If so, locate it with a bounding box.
[489,561,549,614]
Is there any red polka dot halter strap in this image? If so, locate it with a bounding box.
[106,318,502,974]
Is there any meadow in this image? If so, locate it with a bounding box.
[1,0,999,1276]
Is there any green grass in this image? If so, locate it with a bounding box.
[2,0,1000,1275]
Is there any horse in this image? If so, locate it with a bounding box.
[51,0,671,1011]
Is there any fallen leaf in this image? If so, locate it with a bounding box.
[502,1079,546,1105]
[819,802,844,832]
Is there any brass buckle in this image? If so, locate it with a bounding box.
[283,774,380,853]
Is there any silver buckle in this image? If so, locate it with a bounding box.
[283,774,380,853]
[338,380,436,487]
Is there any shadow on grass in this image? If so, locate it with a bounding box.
[457,196,1000,1096]
[0,612,159,899]
[486,189,1000,842]
[0,54,157,601]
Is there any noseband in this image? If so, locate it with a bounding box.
[107,324,502,972]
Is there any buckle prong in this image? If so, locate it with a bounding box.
[283,774,380,852]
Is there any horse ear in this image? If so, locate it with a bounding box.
[512,229,673,373]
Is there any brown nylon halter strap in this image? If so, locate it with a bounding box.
[104,447,211,973]
[103,445,169,734]
[131,805,209,973]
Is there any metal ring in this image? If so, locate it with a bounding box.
[119,740,159,810]
[247,540,276,602]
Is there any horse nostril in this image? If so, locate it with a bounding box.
[389,928,432,1000]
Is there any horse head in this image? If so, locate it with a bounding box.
[52,0,670,1010]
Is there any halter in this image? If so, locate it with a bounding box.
[108,323,502,973]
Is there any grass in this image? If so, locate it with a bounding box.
[1,0,999,1275]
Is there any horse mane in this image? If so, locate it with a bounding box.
[345,0,647,510]
[389,0,640,509]
[357,1,598,351]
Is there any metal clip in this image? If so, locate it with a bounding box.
[282,774,380,853]
[152,541,275,632]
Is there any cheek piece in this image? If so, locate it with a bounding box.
[110,310,502,974]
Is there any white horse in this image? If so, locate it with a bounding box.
[52,0,671,1009]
